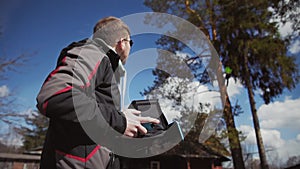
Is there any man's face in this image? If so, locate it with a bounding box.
[116,35,132,64]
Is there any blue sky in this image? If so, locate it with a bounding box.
[1,0,300,166]
[0,0,157,109]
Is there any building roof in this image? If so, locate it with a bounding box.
[163,113,231,162]
[165,139,230,162]
[0,153,40,162]
[284,163,300,169]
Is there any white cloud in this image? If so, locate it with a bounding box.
[0,108,37,147]
[275,139,300,163]
[278,22,293,38]
[227,78,243,97]
[297,134,300,141]
[239,125,300,164]
[277,20,300,56]
[0,85,10,97]
[0,137,23,147]
[270,6,299,54]
[289,39,300,54]
[153,78,215,121]
[149,77,223,131]
[257,97,300,130]
[184,81,222,111]
[240,125,285,149]
[151,76,243,126]
[159,98,182,123]
[0,123,23,147]
[273,4,298,39]
[239,125,261,145]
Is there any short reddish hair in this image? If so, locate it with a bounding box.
[93,16,130,46]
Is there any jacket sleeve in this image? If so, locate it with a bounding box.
[45,86,127,135]
[36,52,127,135]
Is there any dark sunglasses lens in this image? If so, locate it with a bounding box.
[129,40,133,47]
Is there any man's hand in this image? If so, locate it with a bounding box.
[123,109,160,137]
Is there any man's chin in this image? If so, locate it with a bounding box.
[121,59,127,65]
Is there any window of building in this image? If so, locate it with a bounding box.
[150,161,160,169]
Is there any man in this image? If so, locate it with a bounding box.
[36,16,159,169]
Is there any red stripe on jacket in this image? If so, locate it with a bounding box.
[44,56,68,84]
[55,145,101,162]
[81,60,101,88]
[42,56,101,114]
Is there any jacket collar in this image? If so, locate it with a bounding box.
[92,38,121,72]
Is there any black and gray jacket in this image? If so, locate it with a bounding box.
[36,38,126,169]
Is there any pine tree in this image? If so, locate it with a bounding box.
[0,45,32,150]
[17,110,48,151]
[143,1,299,169]
[217,1,299,168]
[143,1,246,168]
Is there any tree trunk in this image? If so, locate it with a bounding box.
[215,58,245,169]
[184,2,245,168]
[243,42,269,169]
[223,95,246,169]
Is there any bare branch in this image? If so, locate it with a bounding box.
[0,53,33,80]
